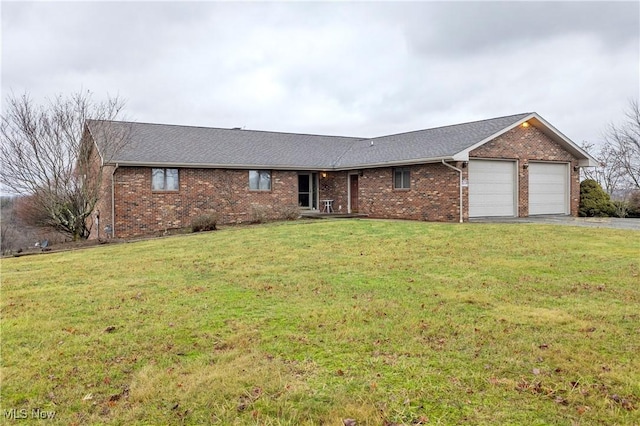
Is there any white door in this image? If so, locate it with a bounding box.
[529,163,569,215]
[469,160,516,217]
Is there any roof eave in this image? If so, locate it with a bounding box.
[107,156,458,171]
[332,156,457,170]
[105,160,334,171]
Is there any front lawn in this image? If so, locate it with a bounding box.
[1,220,638,425]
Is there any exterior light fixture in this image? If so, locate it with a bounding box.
[321,172,327,178]
[522,122,530,128]
[523,163,529,169]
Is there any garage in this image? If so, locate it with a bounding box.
[468,160,516,217]
[529,162,569,215]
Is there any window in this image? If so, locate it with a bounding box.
[152,168,179,191]
[393,167,411,189]
[249,170,271,191]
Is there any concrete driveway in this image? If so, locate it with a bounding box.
[469,215,640,230]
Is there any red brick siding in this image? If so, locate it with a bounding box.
[469,124,581,216]
[112,168,298,238]
[357,164,460,221]
[85,137,115,240]
[89,164,115,239]
[319,173,349,213]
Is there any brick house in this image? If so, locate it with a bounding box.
[85,112,596,238]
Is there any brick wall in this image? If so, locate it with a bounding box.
[111,168,298,238]
[319,172,349,213]
[89,164,116,239]
[469,123,581,216]
[356,164,461,222]
[84,138,115,240]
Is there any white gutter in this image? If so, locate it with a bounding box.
[111,164,119,238]
[441,160,464,223]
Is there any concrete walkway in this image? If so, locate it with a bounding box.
[469,215,640,230]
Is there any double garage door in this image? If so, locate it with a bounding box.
[468,160,569,217]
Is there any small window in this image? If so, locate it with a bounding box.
[249,170,271,191]
[394,167,410,189]
[152,168,179,191]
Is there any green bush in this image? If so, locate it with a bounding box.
[579,179,615,217]
[191,214,218,232]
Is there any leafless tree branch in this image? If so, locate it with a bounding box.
[604,99,640,190]
[0,90,130,240]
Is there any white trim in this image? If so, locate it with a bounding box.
[528,116,597,166]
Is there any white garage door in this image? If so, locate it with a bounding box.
[469,160,516,217]
[529,162,569,215]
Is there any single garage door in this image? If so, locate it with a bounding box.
[469,160,516,217]
[529,162,569,215]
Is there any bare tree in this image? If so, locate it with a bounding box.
[580,141,626,195]
[0,91,130,240]
[605,99,640,190]
[581,100,640,200]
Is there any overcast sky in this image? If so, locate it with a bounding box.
[2,1,639,146]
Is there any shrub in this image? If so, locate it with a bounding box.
[250,204,270,224]
[612,200,629,218]
[191,214,218,232]
[579,179,615,217]
[627,190,640,218]
[279,204,300,221]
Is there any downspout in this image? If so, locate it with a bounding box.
[441,160,464,223]
[111,164,119,238]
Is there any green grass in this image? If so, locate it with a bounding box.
[1,219,639,425]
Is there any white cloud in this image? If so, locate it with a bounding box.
[1,1,638,146]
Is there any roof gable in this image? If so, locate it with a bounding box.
[334,113,532,168]
[452,113,597,166]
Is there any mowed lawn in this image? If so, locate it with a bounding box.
[1,220,639,425]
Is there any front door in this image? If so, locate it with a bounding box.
[350,174,359,213]
[298,173,318,209]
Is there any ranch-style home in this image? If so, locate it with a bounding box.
[85,112,597,239]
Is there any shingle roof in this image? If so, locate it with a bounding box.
[334,113,531,168]
[88,121,362,169]
[89,112,591,170]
